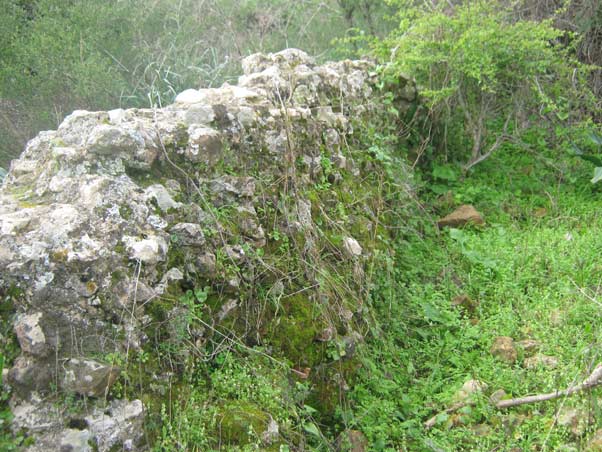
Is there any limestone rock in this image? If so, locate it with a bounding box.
[490,336,517,364]
[0,48,417,448]
[86,399,145,451]
[170,223,205,247]
[342,237,362,258]
[453,379,488,403]
[14,312,48,356]
[86,124,143,156]
[261,417,279,445]
[437,204,484,228]
[61,359,120,397]
[8,356,54,396]
[196,252,217,277]
[210,176,256,205]
[175,88,205,103]
[523,354,559,369]
[123,235,168,264]
[59,429,92,452]
[557,407,588,436]
[186,127,222,164]
[145,184,182,212]
[516,339,541,356]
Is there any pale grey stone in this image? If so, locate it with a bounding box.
[145,184,182,212]
[175,88,205,103]
[170,222,205,247]
[14,312,47,356]
[61,359,120,398]
[342,237,362,258]
[125,235,167,265]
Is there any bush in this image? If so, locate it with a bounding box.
[374,0,588,170]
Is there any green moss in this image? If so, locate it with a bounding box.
[119,205,133,220]
[165,244,187,269]
[50,248,69,263]
[110,270,125,286]
[268,294,326,367]
[217,401,269,445]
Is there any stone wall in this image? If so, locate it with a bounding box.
[0,49,417,450]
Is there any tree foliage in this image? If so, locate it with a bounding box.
[375,0,590,169]
[0,0,389,167]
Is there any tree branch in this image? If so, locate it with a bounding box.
[424,364,602,429]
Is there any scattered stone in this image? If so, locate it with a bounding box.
[490,389,507,404]
[336,430,368,452]
[437,204,484,228]
[170,223,205,247]
[451,294,478,313]
[516,339,541,356]
[490,336,517,364]
[453,379,488,403]
[557,407,588,437]
[61,359,120,398]
[14,312,48,357]
[85,399,145,451]
[342,237,362,258]
[261,418,279,445]
[144,184,182,212]
[556,445,579,452]
[533,207,547,218]
[196,252,217,277]
[59,428,92,452]
[523,354,559,369]
[123,235,168,265]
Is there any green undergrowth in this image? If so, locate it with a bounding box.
[0,288,24,450]
[348,139,602,450]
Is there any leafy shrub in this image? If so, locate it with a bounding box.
[373,0,587,170]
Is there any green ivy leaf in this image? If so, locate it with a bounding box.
[590,132,602,146]
[303,422,321,437]
[591,167,602,184]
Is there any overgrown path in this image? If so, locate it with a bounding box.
[352,148,602,451]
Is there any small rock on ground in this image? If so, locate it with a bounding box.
[490,336,517,364]
[437,204,484,228]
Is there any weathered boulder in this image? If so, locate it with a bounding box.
[490,336,518,364]
[437,204,484,228]
[0,48,416,449]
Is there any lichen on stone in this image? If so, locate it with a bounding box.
[0,48,417,450]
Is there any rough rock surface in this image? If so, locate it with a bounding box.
[0,48,416,449]
[490,336,518,364]
[437,204,484,228]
